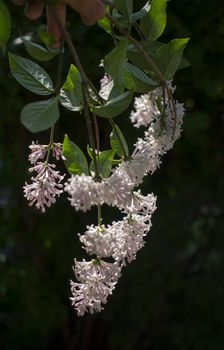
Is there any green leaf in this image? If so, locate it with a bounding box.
[23,39,59,62]
[108,84,125,100]
[21,97,59,133]
[110,125,129,157]
[127,41,163,71]
[62,134,89,175]
[90,150,115,178]
[9,53,54,95]
[154,38,189,79]
[114,0,133,23]
[0,0,11,53]
[140,0,169,40]
[124,62,157,93]
[131,1,151,21]
[91,91,133,118]
[104,39,127,84]
[38,30,58,46]
[97,9,112,35]
[59,64,83,112]
[87,144,94,160]
[178,57,191,70]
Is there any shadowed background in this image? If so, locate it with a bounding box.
[0,0,224,349]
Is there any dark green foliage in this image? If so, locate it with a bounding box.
[91,91,133,118]
[21,97,60,132]
[0,0,11,53]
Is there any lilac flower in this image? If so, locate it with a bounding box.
[64,174,103,212]
[23,162,64,212]
[79,194,156,265]
[28,141,62,164]
[79,224,116,258]
[52,142,62,160]
[130,92,160,128]
[28,142,47,164]
[70,259,120,316]
[111,214,152,265]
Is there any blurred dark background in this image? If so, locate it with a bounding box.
[0,0,224,349]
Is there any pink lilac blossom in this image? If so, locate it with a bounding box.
[130,92,160,128]
[64,174,103,212]
[79,213,154,266]
[23,162,64,212]
[28,141,62,164]
[70,259,120,316]
[111,214,152,265]
[52,143,62,160]
[28,142,47,164]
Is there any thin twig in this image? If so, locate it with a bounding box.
[133,22,146,41]
[93,113,100,153]
[54,42,64,94]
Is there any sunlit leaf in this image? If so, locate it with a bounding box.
[154,38,189,79]
[140,0,169,40]
[62,134,89,175]
[59,64,83,112]
[90,150,115,178]
[9,53,54,95]
[110,124,129,157]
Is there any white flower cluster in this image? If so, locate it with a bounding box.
[68,82,185,315]
[71,193,156,316]
[65,84,185,213]
[23,142,64,212]
[71,259,120,316]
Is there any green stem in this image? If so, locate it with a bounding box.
[62,29,88,85]
[97,205,102,227]
[133,22,146,41]
[83,88,101,180]
[109,6,118,46]
[45,125,55,164]
[54,42,64,94]
[93,112,100,153]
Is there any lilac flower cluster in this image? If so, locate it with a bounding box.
[22,79,185,315]
[67,81,185,315]
[23,142,64,212]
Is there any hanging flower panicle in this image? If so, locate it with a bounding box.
[68,81,185,315]
[24,142,64,212]
[70,259,121,316]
